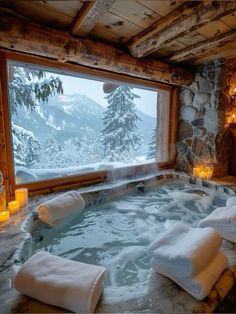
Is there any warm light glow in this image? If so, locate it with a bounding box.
[15,188,28,208]
[8,200,20,214]
[193,165,213,180]
[193,167,200,177]
[0,211,9,223]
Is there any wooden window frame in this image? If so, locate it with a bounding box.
[0,50,179,197]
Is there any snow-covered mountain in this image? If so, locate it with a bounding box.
[12,93,156,146]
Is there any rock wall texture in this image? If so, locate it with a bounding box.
[175,59,231,178]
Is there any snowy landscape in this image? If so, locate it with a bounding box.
[9,65,157,183]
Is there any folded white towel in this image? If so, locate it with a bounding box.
[147,222,222,278]
[37,191,85,226]
[151,251,228,300]
[226,196,236,208]
[14,251,106,313]
[198,206,236,243]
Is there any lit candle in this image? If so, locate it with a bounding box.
[193,167,200,177]
[205,167,213,180]
[199,170,206,179]
[15,188,28,208]
[0,210,9,223]
[232,114,235,123]
[8,200,20,214]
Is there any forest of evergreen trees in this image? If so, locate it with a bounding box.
[10,66,157,172]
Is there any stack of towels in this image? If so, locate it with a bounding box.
[37,190,85,227]
[147,222,228,300]
[14,251,106,313]
[198,196,236,243]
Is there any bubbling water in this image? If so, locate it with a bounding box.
[33,180,228,309]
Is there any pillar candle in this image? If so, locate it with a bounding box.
[8,200,20,214]
[0,211,9,223]
[193,167,200,177]
[15,188,28,208]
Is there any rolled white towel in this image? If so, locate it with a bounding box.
[37,190,85,226]
[147,222,222,278]
[226,196,236,208]
[198,206,236,243]
[14,251,106,313]
[151,251,228,300]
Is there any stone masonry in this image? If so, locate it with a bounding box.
[175,59,231,177]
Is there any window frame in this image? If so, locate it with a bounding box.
[0,51,179,196]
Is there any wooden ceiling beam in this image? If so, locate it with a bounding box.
[0,14,193,86]
[166,29,236,63]
[128,1,236,58]
[71,0,115,37]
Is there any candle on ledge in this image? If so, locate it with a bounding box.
[0,210,9,223]
[199,170,206,180]
[205,167,213,180]
[15,188,28,208]
[193,167,200,177]
[8,200,20,214]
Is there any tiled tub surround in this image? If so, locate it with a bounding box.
[0,171,236,313]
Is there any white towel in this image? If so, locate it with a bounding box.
[37,191,85,226]
[226,196,236,208]
[147,222,222,278]
[198,206,236,243]
[151,251,228,300]
[14,251,106,313]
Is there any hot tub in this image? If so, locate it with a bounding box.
[11,172,236,313]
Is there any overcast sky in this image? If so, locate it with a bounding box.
[57,73,157,117]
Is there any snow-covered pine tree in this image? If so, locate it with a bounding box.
[9,66,63,115]
[101,85,142,162]
[9,65,63,168]
[147,126,157,160]
[41,137,63,168]
[12,123,41,167]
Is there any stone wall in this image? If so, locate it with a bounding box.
[175,59,231,177]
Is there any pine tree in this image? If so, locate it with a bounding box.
[9,65,63,168]
[101,85,142,162]
[147,126,157,160]
[12,123,41,167]
[41,137,63,168]
[9,66,63,115]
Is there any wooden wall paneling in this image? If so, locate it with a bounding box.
[192,42,236,65]
[0,53,12,200]
[0,15,193,85]
[96,11,143,39]
[32,0,84,17]
[167,29,236,63]
[177,31,206,46]
[8,0,78,29]
[90,25,123,44]
[108,0,162,29]
[196,20,231,38]
[137,0,186,17]
[155,40,187,56]
[220,13,236,29]
[72,0,115,37]
[168,86,179,165]
[129,1,236,58]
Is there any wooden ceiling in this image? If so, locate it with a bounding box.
[1,0,236,67]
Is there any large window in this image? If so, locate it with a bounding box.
[6,59,172,186]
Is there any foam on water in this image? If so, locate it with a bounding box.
[33,180,228,309]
